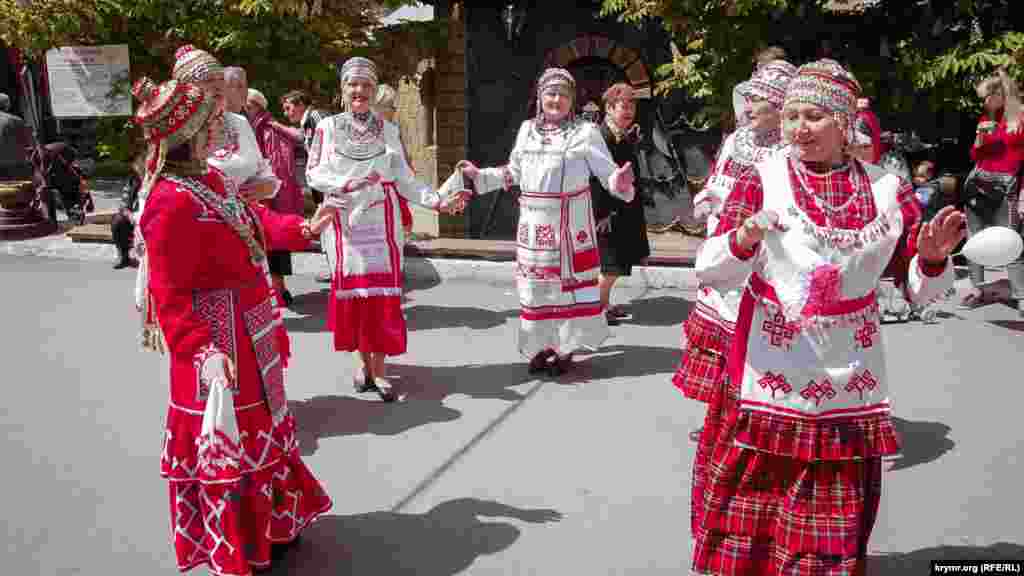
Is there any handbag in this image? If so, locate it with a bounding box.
[962,167,1012,221]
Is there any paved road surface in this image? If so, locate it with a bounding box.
[1,254,1021,575]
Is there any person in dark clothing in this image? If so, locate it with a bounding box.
[110,156,143,269]
[591,83,650,325]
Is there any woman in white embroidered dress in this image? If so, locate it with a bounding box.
[307,57,468,402]
[690,59,965,576]
[459,68,635,376]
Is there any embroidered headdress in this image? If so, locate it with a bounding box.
[131,77,216,200]
[784,59,861,143]
[131,77,217,353]
[737,60,798,109]
[171,44,224,83]
[338,57,379,86]
[535,67,577,125]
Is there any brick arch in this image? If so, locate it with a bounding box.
[540,34,652,98]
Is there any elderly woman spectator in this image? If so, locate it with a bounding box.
[591,83,650,325]
[959,69,1024,313]
[247,88,305,305]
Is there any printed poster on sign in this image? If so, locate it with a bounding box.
[45,45,132,118]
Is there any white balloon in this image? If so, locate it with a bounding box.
[961,226,1024,267]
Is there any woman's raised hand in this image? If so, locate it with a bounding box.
[612,161,635,194]
[459,161,480,181]
[917,205,967,264]
[736,210,784,251]
[441,190,472,215]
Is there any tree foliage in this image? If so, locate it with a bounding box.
[0,0,431,160]
[600,0,1024,129]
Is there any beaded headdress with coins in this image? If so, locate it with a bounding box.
[783,59,861,145]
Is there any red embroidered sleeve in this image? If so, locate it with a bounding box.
[715,166,764,259]
[884,178,929,284]
[139,184,218,362]
[251,203,311,252]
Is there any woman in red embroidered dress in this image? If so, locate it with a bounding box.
[133,77,334,576]
[306,57,468,402]
[690,60,965,575]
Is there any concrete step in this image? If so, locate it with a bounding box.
[64,225,702,266]
[67,223,112,244]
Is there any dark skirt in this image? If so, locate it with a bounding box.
[268,250,293,276]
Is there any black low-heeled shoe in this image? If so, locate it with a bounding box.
[353,368,377,393]
[528,349,557,374]
[546,353,573,377]
[376,379,398,403]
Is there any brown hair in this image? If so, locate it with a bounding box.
[914,160,936,179]
[281,89,312,107]
[976,76,1003,98]
[756,46,787,66]
[602,83,634,110]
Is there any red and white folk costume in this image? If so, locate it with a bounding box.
[135,46,282,338]
[306,57,453,355]
[679,60,797,406]
[465,68,634,360]
[690,60,953,575]
[133,78,331,576]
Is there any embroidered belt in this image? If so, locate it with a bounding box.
[518,186,590,200]
[749,273,876,317]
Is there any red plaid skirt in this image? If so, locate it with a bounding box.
[673,312,730,404]
[691,379,882,576]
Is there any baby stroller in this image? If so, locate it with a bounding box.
[30,141,93,225]
[877,176,957,324]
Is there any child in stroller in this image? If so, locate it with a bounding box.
[30,141,93,225]
[878,160,956,323]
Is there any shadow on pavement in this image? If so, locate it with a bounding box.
[289,396,461,456]
[268,498,562,576]
[622,295,693,327]
[403,260,443,294]
[405,305,518,331]
[559,343,682,384]
[888,417,955,472]
[988,319,1024,333]
[868,542,1024,575]
[283,288,330,333]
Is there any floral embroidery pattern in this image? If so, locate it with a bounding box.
[844,369,879,400]
[518,222,530,245]
[854,321,878,349]
[758,372,793,399]
[535,224,556,248]
[801,378,837,406]
[761,311,797,348]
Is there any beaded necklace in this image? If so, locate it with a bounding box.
[334,110,386,160]
[165,174,265,265]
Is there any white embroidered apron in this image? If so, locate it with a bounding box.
[733,158,904,421]
[331,169,403,300]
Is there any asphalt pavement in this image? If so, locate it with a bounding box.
[0,254,1022,575]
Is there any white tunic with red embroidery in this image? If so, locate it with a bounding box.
[472,119,635,357]
[697,155,954,460]
[306,113,444,300]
